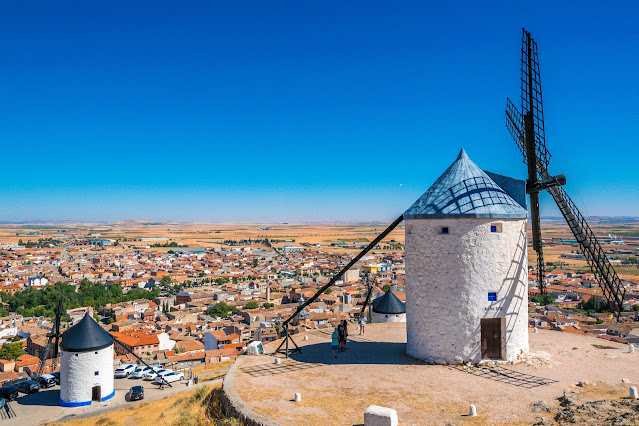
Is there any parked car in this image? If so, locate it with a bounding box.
[0,386,18,401]
[114,364,136,378]
[154,371,184,384]
[129,385,144,401]
[16,380,40,394]
[142,368,168,381]
[130,366,153,379]
[35,374,56,388]
[51,371,60,385]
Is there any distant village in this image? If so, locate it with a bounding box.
[0,228,638,385]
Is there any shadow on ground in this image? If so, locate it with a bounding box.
[284,330,420,366]
[15,388,60,406]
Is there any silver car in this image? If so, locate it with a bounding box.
[114,364,136,378]
[142,367,165,381]
[130,366,153,379]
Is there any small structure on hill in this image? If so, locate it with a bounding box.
[404,149,529,364]
[371,291,406,323]
[59,313,115,406]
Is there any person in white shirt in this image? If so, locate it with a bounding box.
[359,314,367,335]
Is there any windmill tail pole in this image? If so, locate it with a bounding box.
[280,214,404,329]
[112,336,173,387]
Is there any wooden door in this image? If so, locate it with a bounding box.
[481,318,502,359]
[92,385,101,402]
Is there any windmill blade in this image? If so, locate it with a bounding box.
[540,168,626,318]
[506,98,525,159]
[520,28,551,173]
[35,334,54,377]
[529,190,546,295]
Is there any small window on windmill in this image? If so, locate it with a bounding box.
[490,223,502,233]
[438,226,449,235]
[488,292,497,302]
[94,371,99,376]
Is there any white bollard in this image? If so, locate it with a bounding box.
[533,327,538,333]
[274,357,281,364]
[629,344,635,354]
[294,393,301,402]
[630,387,638,399]
[303,335,309,341]
[469,405,477,417]
[364,405,398,426]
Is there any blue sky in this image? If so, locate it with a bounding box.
[1,1,637,222]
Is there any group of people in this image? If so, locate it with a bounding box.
[331,315,367,358]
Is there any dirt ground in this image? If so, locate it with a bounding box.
[231,323,639,425]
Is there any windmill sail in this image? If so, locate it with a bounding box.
[505,28,626,319]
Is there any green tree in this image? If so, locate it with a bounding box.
[93,312,100,323]
[205,302,237,318]
[530,294,557,305]
[244,301,259,310]
[253,259,259,267]
[0,342,25,360]
[160,276,172,286]
[263,303,274,309]
[382,284,391,293]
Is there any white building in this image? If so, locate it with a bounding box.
[371,291,406,323]
[59,313,115,406]
[404,149,529,364]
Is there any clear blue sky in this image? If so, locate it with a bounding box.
[1,1,637,222]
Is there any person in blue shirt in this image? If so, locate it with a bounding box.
[331,326,339,358]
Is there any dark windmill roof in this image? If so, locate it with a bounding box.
[60,313,113,352]
[404,148,527,219]
[372,290,406,314]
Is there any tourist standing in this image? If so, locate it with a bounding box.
[359,314,367,335]
[331,326,339,358]
[341,319,349,351]
[337,320,346,352]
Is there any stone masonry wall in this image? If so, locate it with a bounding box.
[405,218,528,364]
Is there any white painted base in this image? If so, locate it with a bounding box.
[371,312,406,324]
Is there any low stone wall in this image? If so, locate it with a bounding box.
[221,358,283,426]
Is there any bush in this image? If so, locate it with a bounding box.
[244,301,259,310]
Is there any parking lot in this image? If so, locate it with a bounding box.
[1,374,198,425]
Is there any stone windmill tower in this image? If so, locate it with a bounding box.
[404,149,529,364]
[59,313,115,406]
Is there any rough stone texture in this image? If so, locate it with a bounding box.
[371,312,406,324]
[364,405,398,426]
[405,218,529,364]
[60,344,114,404]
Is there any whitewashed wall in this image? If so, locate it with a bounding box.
[371,312,406,323]
[405,218,528,364]
[60,345,114,406]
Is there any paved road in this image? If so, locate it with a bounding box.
[1,376,204,425]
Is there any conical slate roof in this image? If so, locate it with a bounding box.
[372,290,406,314]
[60,313,113,352]
[404,148,527,219]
